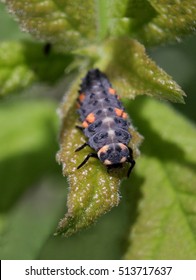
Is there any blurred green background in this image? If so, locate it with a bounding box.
[0,3,195,259]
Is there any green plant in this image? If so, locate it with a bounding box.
[0,0,196,259]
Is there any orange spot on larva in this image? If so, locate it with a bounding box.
[122,112,127,119]
[86,112,95,123]
[114,108,123,117]
[82,121,88,128]
[114,108,127,119]
[79,93,86,102]
[108,87,116,95]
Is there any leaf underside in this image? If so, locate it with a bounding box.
[5,0,196,49]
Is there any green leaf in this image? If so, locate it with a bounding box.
[39,198,133,259]
[106,0,196,46]
[5,0,96,50]
[0,41,73,96]
[5,0,196,49]
[0,2,29,40]
[106,0,157,37]
[0,177,66,259]
[55,73,142,236]
[0,98,59,211]
[96,38,185,103]
[134,0,196,46]
[123,98,196,260]
[0,97,68,259]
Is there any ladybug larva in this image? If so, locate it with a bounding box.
[75,69,135,177]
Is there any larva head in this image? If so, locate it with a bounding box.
[97,143,129,165]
